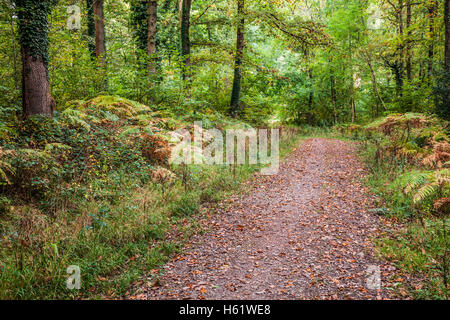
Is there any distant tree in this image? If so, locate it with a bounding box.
[405,0,412,81]
[130,0,148,53]
[147,0,158,74]
[180,0,192,82]
[446,0,450,69]
[427,0,437,78]
[230,0,245,118]
[16,0,55,118]
[434,0,450,119]
[86,0,96,58]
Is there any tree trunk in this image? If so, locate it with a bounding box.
[93,0,106,67]
[308,68,313,112]
[367,57,386,114]
[330,70,338,125]
[230,0,245,118]
[147,0,158,74]
[445,0,450,68]
[348,35,356,123]
[10,7,19,91]
[17,0,55,118]
[21,48,55,118]
[397,0,404,95]
[406,1,412,81]
[428,1,436,77]
[86,0,96,58]
[350,87,356,123]
[180,0,192,81]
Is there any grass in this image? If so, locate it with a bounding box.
[0,124,304,299]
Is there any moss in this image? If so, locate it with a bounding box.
[78,95,152,119]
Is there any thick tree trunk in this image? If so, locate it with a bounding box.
[21,48,54,118]
[147,0,158,74]
[93,0,106,67]
[17,0,55,118]
[230,0,245,118]
[445,0,450,68]
[180,0,192,81]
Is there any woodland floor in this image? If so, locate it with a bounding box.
[129,138,403,300]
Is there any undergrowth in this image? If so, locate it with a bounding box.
[0,96,303,299]
[347,113,449,300]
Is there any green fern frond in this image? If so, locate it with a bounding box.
[404,173,427,195]
[413,184,438,204]
[0,157,14,185]
[60,109,93,131]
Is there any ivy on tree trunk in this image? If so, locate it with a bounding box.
[16,0,55,118]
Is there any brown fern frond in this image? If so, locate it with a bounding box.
[433,197,450,216]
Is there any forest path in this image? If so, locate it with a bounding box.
[130,138,399,300]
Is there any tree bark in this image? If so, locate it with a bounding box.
[180,0,192,81]
[17,0,55,118]
[147,0,158,74]
[445,0,450,68]
[21,48,54,118]
[230,0,245,118]
[93,0,106,67]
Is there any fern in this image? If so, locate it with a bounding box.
[0,148,15,185]
[404,172,427,195]
[60,109,92,131]
[413,184,438,204]
[404,169,450,206]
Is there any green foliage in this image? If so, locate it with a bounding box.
[129,0,149,53]
[1,0,449,300]
[434,66,450,120]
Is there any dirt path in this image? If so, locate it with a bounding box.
[131,138,399,300]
